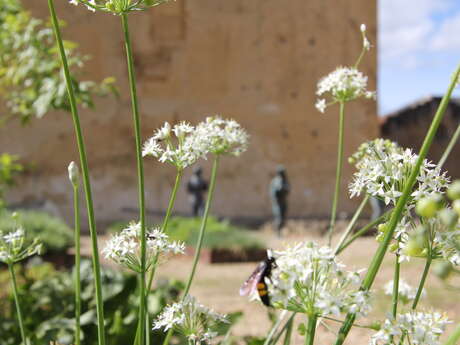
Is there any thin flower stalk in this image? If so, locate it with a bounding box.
[328,101,346,245]
[184,156,219,295]
[72,180,82,345]
[282,316,295,345]
[411,257,432,310]
[439,123,460,169]
[334,195,369,254]
[120,12,148,345]
[263,311,288,345]
[391,252,401,318]
[8,263,28,345]
[305,315,318,345]
[443,322,460,345]
[47,1,106,344]
[333,63,460,345]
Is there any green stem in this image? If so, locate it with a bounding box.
[162,157,219,345]
[135,170,183,344]
[47,2,106,344]
[333,64,460,345]
[439,123,460,168]
[328,102,346,246]
[183,156,219,295]
[120,13,147,345]
[305,314,317,345]
[8,263,28,345]
[411,257,432,310]
[334,195,369,254]
[335,209,390,255]
[73,185,81,345]
[282,315,294,345]
[263,311,287,345]
[271,313,297,345]
[443,322,460,345]
[391,253,400,318]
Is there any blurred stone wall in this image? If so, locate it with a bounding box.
[381,96,460,180]
[0,0,378,228]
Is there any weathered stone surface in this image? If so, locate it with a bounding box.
[1,0,378,228]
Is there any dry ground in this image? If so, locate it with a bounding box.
[87,220,460,345]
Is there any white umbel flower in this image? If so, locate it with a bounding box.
[266,242,371,318]
[67,0,171,14]
[370,310,451,345]
[349,139,449,208]
[153,295,228,344]
[191,116,249,156]
[102,222,184,272]
[0,227,42,264]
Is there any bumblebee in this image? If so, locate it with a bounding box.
[239,252,275,306]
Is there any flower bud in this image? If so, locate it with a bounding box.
[404,238,425,257]
[360,24,366,33]
[439,209,458,228]
[416,195,442,218]
[453,199,460,216]
[447,180,460,200]
[433,261,453,280]
[68,161,80,187]
[389,243,398,252]
[377,223,388,234]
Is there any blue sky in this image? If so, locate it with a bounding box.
[379,0,460,115]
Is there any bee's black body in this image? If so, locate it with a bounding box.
[240,255,276,306]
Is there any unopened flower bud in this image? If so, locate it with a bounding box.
[378,223,388,234]
[389,243,398,252]
[439,209,458,228]
[453,199,460,216]
[68,161,80,187]
[416,195,442,218]
[433,261,453,280]
[360,24,366,33]
[404,239,425,257]
[447,181,460,200]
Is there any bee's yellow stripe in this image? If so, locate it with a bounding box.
[258,290,268,296]
[257,283,265,289]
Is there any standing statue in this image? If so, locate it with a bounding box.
[187,166,208,217]
[270,165,290,236]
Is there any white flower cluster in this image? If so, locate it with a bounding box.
[267,242,370,318]
[0,228,42,264]
[436,228,460,265]
[67,0,171,14]
[349,140,449,207]
[384,279,425,304]
[370,310,451,345]
[143,117,249,169]
[153,295,228,344]
[316,67,375,113]
[102,222,184,272]
[191,117,249,156]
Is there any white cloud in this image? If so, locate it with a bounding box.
[379,0,454,67]
[430,13,460,50]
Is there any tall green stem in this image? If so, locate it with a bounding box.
[120,13,147,345]
[439,123,460,168]
[391,253,400,318]
[328,102,346,245]
[8,263,27,345]
[333,64,460,345]
[411,257,432,310]
[305,315,318,345]
[334,195,369,254]
[183,156,219,295]
[73,185,81,345]
[443,322,460,345]
[162,157,219,345]
[47,1,106,344]
[263,311,287,345]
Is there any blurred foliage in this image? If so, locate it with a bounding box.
[0,0,117,124]
[0,260,242,345]
[0,209,73,254]
[0,153,23,209]
[107,216,265,251]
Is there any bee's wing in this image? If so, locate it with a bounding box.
[239,261,266,296]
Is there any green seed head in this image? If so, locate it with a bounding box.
[447,180,460,200]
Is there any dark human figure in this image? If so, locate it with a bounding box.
[187,166,208,217]
[270,165,290,236]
